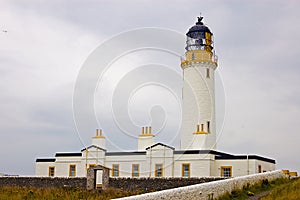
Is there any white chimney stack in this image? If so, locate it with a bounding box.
[138,126,154,151]
[92,128,106,149]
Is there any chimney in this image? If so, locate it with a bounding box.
[92,128,106,149]
[142,127,145,134]
[138,126,154,151]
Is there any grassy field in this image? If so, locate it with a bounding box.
[217,178,291,200]
[1,178,299,199]
[260,177,300,200]
[0,186,144,200]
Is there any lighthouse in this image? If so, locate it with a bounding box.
[180,16,218,150]
[36,17,277,179]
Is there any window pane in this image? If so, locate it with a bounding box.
[222,167,231,177]
[69,165,76,177]
[49,167,55,177]
[132,164,139,177]
[182,164,190,177]
[155,164,163,177]
[113,165,119,177]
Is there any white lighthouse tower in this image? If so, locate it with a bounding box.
[180,16,218,150]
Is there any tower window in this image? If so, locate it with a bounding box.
[182,163,190,177]
[206,68,210,78]
[221,166,232,177]
[112,164,119,177]
[48,166,55,177]
[69,165,76,177]
[132,164,140,178]
[192,53,195,60]
[155,164,163,177]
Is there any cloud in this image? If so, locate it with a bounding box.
[1,0,300,175]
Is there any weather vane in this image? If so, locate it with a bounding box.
[198,13,203,23]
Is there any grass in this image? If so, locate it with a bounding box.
[0,186,144,200]
[260,177,300,200]
[217,178,290,200]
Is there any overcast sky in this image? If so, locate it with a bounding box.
[1,0,300,175]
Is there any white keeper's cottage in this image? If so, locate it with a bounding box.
[36,16,276,178]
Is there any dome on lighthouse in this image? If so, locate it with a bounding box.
[186,16,212,39]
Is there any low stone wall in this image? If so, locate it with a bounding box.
[109,177,224,192]
[114,170,286,200]
[0,177,86,189]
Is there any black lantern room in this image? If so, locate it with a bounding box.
[186,16,214,52]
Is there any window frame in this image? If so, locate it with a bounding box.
[220,166,232,177]
[182,163,190,178]
[112,164,119,177]
[155,164,163,177]
[69,164,76,177]
[48,166,55,177]
[132,164,140,178]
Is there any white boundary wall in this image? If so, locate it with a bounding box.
[115,170,285,200]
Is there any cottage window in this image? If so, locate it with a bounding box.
[112,164,119,177]
[221,166,232,177]
[182,163,190,177]
[48,166,55,177]
[69,165,76,177]
[155,164,163,177]
[258,165,262,173]
[132,164,139,178]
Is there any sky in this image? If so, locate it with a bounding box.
[1,0,300,175]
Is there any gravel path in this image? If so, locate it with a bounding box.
[246,191,270,200]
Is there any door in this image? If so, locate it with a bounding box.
[96,169,103,188]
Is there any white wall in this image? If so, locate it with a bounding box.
[180,62,217,150]
[213,159,275,177]
[36,152,276,178]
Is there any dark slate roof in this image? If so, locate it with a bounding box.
[81,145,106,152]
[174,149,276,164]
[36,158,56,162]
[55,153,82,157]
[145,143,175,150]
[106,151,146,156]
[175,149,213,155]
[215,154,276,164]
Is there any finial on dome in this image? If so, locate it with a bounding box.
[196,15,204,25]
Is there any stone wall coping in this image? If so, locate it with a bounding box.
[114,170,284,200]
